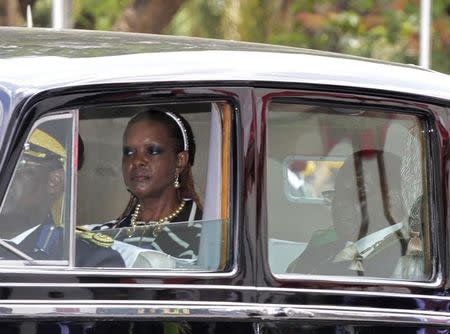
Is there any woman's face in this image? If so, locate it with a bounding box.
[122,120,182,201]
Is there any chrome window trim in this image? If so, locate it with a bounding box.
[272,272,443,289]
[0,260,69,266]
[265,96,442,289]
[0,266,239,278]
[255,286,450,301]
[0,283,257,290]
[230,100,242,276]
[0,101,239,277]
[68,108,79,267]
[67,101,236,275]
[0,301,449,326]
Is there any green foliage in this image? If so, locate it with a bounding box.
[32,0,131,30]
[238,0,275,42]
[31,0,449,73]
[32,0,51,27]
[166,0,226,38]
[267,0,449,73]
[73,0,131,30]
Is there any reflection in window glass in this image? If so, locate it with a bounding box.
[267,102,430,281]
[0,115,73,263]
[283,155,343,203]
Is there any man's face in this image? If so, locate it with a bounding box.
[0,157,53,221]
[332,154,405,241]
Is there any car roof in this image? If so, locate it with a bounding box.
[0,27,449,102]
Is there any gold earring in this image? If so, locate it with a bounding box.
[174,172,180,189]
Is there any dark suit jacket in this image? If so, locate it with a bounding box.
[288,228,406,278]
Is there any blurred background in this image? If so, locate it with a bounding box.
[0,0,448,73]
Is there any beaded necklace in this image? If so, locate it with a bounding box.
[130,200,186,237]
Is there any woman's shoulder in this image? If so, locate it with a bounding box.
[177,198,202,222]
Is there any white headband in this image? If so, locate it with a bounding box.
[164,112,189,151]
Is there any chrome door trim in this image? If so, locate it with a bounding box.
[0,283,257,290]
[272,272,443,289]
[0,301,449,326]
[0,266,239,278]
[256,286,450,300]
[68,108,79,267]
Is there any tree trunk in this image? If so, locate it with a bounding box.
[0,0,24,26]
[113,0,186,33]
[279,0,292,21]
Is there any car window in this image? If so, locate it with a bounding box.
[0,114,74,265]
[0,101,232,272]
[76,102,232,271]
[267,101,431,281]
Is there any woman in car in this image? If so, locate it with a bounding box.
[100,109,203,262]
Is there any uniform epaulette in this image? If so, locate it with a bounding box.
[76,227,113,248]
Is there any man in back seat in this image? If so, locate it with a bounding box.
[288,150,410,277]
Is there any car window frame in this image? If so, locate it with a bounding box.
[0,110,77,268]
[259,88,445,289]
[0,87,241,279]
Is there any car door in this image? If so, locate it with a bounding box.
[0,84,259,333]
[256,85,450,333]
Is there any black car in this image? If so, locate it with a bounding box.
[0,27,450,333]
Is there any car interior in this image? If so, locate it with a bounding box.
[266,102,429,280]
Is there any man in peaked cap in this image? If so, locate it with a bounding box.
[1,125,124,267]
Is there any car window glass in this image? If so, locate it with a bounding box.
[267,101,431,281]
[0,114,74,264]
[77,102,231,271]
[94,219,223,270]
